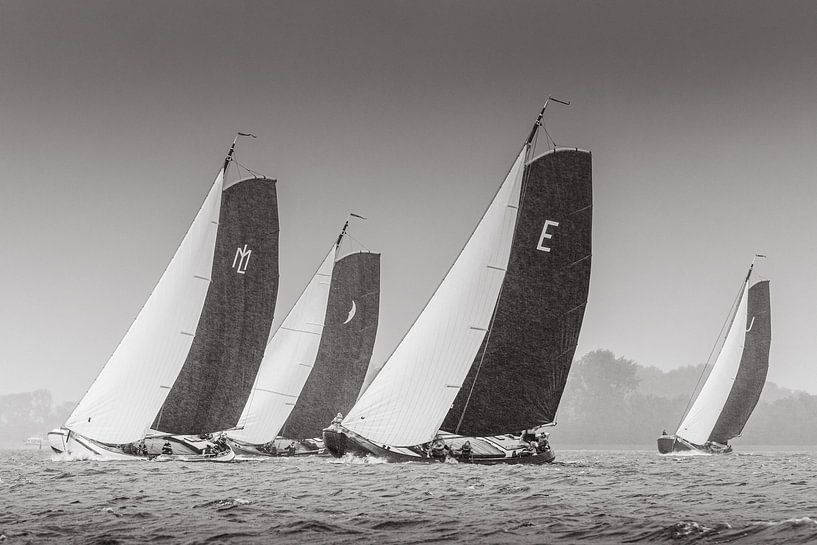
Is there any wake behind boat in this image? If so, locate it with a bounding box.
[657,258,771,455]
[324,99,592,464]
[227,220,380,457]
[49,134,279,462]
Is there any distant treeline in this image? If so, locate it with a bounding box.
[0,390,73,448]
[551,349,817,446]
[3,351,816,448]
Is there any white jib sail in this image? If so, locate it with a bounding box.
[676,281,749,445]
[229,246,336,444]
[343,148,527,446]
[65,171,224,445]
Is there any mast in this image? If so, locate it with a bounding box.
[222,132,257,175]
[524,96,570,159]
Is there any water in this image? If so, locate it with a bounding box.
[2,447,816,544]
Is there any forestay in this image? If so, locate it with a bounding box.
[229,247,336,444]
[65,171,225,445]
[343,148,527,447]
[676,281,757,445]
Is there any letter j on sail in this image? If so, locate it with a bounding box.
[537,220,559,252]
[233,244,252,274]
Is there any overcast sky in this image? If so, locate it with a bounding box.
[2,0,816,402]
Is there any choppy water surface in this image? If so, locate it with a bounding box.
[1,447,816,544]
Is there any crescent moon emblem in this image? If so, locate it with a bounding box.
[343,300,357,324]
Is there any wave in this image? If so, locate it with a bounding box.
[327,453,389,465]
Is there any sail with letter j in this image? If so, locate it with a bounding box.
[657,259,771,454]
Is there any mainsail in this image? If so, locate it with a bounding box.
[153,177,279,435]
[676,277,772,446]
[281,251,380,439]
[442,150,592,436]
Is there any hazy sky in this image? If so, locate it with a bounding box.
[2,1,816,403]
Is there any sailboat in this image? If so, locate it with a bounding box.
[47,134,280,461]
[657,259,771,454]
[323,100,592,464]
[227,219,380,457]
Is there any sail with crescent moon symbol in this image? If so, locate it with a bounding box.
[229,230,380,445]
[344,301,358,324]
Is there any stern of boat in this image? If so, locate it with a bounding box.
[657,435,675,454]
[322,427,348,458]
[47,428,68,454]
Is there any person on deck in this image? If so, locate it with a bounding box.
[162,441,173,455]
[430,438,446,461]
[460,440,473,462]
[286,442,297,456]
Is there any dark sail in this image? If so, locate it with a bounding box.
[708,280,771,444]
[154,177,279,434]
[281,252,380,439]
[442,149,592,436]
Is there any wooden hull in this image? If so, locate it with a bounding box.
[227,437,324,458]
[322,426,556,465]
[656,435,732,454]
[48,428,234,462]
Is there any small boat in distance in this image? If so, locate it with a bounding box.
[658,258,771,455]
[48,134,279,461]
[227,219,380,457]
[324,99,592,464]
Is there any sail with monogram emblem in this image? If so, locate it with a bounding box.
[228,222,380,447]
[60,134,279,447]
[673,268,771,447]
[335,101,592,453]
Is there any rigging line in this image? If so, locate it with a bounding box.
[233,158,264,178]
[453,278,507,435]
[675,271,749,433]
[345,231,371,252]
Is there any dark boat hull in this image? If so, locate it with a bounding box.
[656,435,732,455]
[323,426,555,464]
[227,437,324,458]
